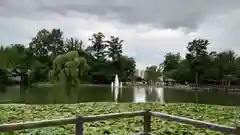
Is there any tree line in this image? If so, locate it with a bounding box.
[1,28,238,87]
[0,28,136,87]
[160,38,240,87]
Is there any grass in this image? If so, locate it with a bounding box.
[0,103,239,135]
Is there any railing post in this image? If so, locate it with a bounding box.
[144,109,151,133]
[236,127,240,135]
[75,116,84,135]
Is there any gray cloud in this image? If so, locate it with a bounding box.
[194,9,240,54]
[0,0,240,69]
[1,0,240,30]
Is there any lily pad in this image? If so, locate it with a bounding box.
[0,103,239,135]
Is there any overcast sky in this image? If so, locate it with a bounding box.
[1,0,240,69]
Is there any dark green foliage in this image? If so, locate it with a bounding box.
[162,38,240,86]
[0,68,7,92]
[0,29,136,85]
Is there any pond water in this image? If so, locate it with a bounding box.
[1,85,240,106]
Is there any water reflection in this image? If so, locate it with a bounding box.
[133,86,146,102]
[111,86,122,102]
[1,85,240,106]
[154,87,164,104]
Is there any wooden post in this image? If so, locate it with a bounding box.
[235,127,240,135]
[75,117,84,135]
[144,109,151,133]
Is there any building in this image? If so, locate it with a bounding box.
[134,69,140,77]
[134,69,146,79]
[140,70,145,79]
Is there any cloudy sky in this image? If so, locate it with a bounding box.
[1,0,240,69]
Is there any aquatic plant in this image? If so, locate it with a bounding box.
[0,103,239,134]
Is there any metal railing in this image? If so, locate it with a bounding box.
[0,110,239,135]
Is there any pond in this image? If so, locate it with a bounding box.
[1,85,240,106]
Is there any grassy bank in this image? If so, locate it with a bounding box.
[0,103,239,135]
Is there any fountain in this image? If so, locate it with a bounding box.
[111,74,122,102]
[111,74,122,88]
[114,74,119,87]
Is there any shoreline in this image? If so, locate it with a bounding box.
[8,82,240,93]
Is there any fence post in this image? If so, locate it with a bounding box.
[75,116,84,135]
[144,109,151,133]
[236,127,240,135]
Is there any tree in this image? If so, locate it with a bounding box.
[88,32,107,60]
[49,51,89,86]
[186,38,210,87]
[162,53,181,79]
[29,29,51,63]
[0,68,7,92]
[107,36,123,62]
[64,37,84,52]
[235,57,240,77]
[28,29,66,81]
[48,29,65,58]
[0,47,9,69]
[0,29,138,86]
[215,50,237,87]
[145,65,161,84]
[117,56,136,81]
[29,28,65,62]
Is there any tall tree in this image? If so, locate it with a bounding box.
[145,65,161,84]
[88,32,107,60]
[29,29,51,63]
[107,36,123,62]
[64,37,84,52]
[186,38,210,87]
[162,52,181,79]
[0,46,9,69]
[48,29,65,58]
[117,56,136,81]
[5,44,31,69]
[29,28,64,62]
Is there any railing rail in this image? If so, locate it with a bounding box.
[0,110,239,135]
[150,112,236,134]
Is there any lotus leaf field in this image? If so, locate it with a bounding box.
[0,103,239,135]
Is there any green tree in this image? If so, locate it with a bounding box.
[162,52,181,79]
[171,59,192,83]
[64,37,84,52]
[29,28,64,62]
[0,47,10,69]
[107,36,123,62]
[5,44,33,69]
[29,29,51,63]
[215,50,237,87]
[88,32,107,60]
[145,65,161,84]
[50,51,89,86]
[117,56,136,81]
[48,29,65,58]
[186,38,210,87]
[0,29,138,85]
[29,29,65,81]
